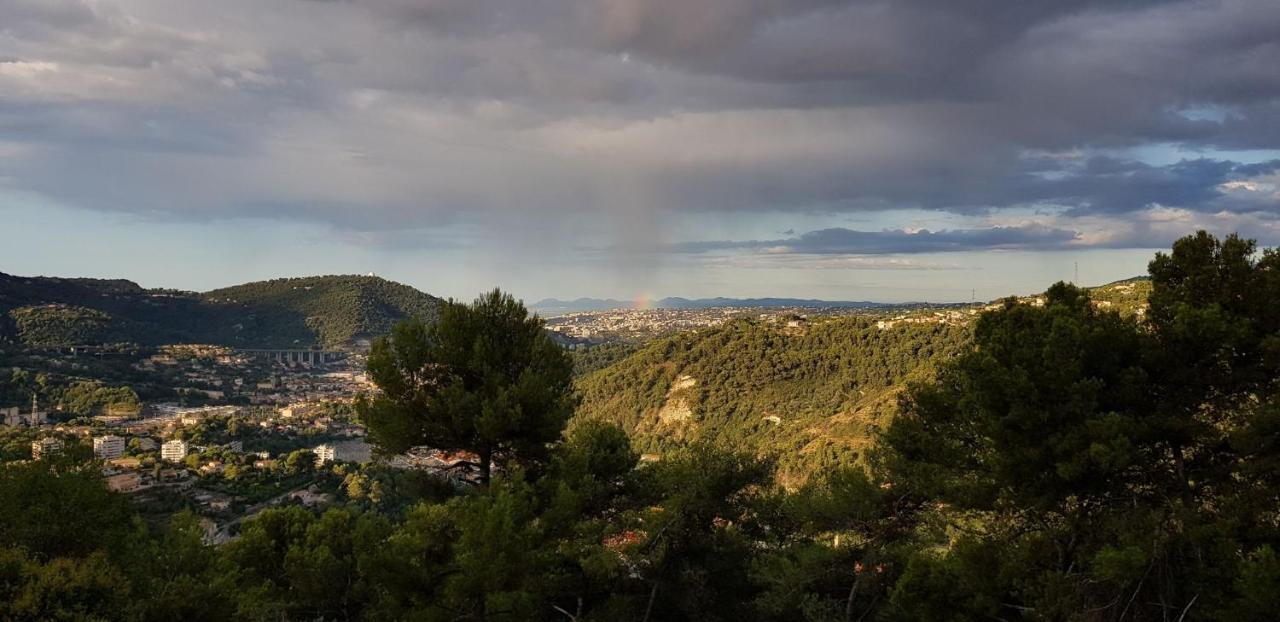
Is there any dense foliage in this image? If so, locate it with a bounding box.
[1,428,793,621]
[575,316,971,482]
[203,275,441,348]
[8,305,120,346]
[0,366,37,408]
[0,365,140,421]
[570,342,640,377]
[360,289,576,483]
[1084,276,1152,316]
[882,232,1280,619]
[8,233,1280,621]
[0,272,440,348]
[54,382,141,418]
[0,343,223,418]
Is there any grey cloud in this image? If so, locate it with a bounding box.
[999,157,1280,216]
[1085,208,1280,250]
[670,225,1082,255]
[2,0,103,33]
[0,0,1279,245]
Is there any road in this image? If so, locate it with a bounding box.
[206,480,317,544]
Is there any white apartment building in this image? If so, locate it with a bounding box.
[314,443,336,466]
[31,437,63,460]
[161,439,189,462]
[93,435,126,460]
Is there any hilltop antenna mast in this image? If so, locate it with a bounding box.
[1074,261,1079,284]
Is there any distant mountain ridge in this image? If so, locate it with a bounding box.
[0,273,441,349]
[531,296,901,315]
[536,277,1153,316]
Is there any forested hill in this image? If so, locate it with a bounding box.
[1085,276,1152,315]
[0,273,440,349]
[201,276,442,348]
[570,278,1150,483]
[574,315,972,483]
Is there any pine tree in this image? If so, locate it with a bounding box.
[360,289,576,483]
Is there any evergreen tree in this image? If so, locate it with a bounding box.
[880,233,1280,619]
[360,289,576,483]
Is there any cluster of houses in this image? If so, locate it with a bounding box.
[546,307,750,343]
[129,345,370,406]
[248,369,372,406]
[386,447,486,486]
[876,308,980,330]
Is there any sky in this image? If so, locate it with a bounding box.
[2,0,1279,303]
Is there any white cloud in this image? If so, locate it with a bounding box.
[0,60,59,77]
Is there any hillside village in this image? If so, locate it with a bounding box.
[0,274,463,540]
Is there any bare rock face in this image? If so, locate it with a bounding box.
[658,374,697,424]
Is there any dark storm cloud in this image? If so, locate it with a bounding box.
[671,225,1082,255]
[1,0,1279,244]
[583,0,1137,86]
[965,157,1280,216]
[1048,158,1280,215]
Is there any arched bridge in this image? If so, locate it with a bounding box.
[237,349,349,366]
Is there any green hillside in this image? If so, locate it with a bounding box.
[574,316,972,484]
[0,273,205,346]
[0,273,440,349]
[573,279,1151,484]
[202,276,442,348]
[1086,276,1152,316]
[8,304,119,346]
